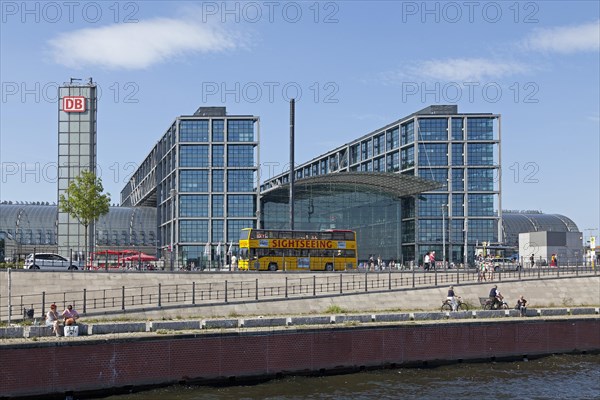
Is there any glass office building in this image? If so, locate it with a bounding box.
[261,105,501,265]
[57,81,98,258]
[121,107,259,268]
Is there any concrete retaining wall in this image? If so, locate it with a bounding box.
[1,272,598,322]
[2,308,598,339]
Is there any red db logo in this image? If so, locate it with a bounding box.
[63,96,86,112]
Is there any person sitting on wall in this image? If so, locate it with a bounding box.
[62,304,80,326]
[516,295,528,317]
[46,304,61,337]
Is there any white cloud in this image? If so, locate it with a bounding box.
[381,58,529,83]
[522,20,600,54]
[48,18,241,70]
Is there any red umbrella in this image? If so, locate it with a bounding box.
[122,253,157,262]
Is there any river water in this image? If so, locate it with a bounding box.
[101,354,599,400]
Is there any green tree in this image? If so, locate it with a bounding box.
[59,170,111,263]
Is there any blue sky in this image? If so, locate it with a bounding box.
[1,1,599,240]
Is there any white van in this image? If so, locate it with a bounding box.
[24,253,83,271]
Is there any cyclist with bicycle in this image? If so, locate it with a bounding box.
[489,285,503,309]
[447,286,459,311]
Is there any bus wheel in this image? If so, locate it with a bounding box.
[268,263,278,271]
[325,263,333,271]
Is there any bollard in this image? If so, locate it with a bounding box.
[83,288,87,314]
[158,283,162,307]
[41,291,46,319]
[255,278,259,300]
[285,277,288,298]
[340,274,343,294]
[313,275,316,297]
[225,280,228,303]
[121,286,125,310]
[192,282,196,305]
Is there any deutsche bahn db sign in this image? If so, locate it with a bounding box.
[63,96,86,112]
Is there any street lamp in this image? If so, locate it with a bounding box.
[442,203,447,269]
[170,189,177,271]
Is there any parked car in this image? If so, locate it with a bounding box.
[24,253,83,271]
[535,259,548,267]
[493,258,522,272]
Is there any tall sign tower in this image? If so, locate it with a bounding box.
[57,78,98,260]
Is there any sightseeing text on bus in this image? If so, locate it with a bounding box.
[269,239,338,249]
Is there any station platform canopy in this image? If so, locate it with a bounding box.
[261,172,442,202]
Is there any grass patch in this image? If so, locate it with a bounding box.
[324,305,347,314]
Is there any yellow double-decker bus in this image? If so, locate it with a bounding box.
[238,228,357,271]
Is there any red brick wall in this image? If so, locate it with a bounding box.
[2,318,599,399]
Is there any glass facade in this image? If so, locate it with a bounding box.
[262,189,401,264]
[121,108,259,269]
[261,105,501,266]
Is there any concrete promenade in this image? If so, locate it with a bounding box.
[1,269,598,321]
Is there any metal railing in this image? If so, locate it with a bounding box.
[0,265,596,322]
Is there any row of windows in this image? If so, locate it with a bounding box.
[179,170,255,193]
[303,115,491,165]
[417,219,497,242]
[412,168,495,192]
[418,118,448,141]
[418,143,448,166]
[467,118,494,140]
[419,168,448,190]
[178,195,255,218]
[179,120,255,142]
[179,219,255,243]
[179,145,255,167]
[417,194,496,217]
[276,118,493,183]
[417,143,495,167]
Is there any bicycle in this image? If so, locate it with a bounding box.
[441,297,469,311]
[483,297,509,310]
